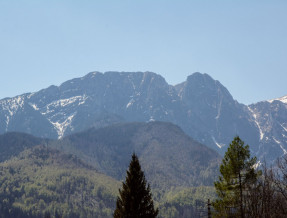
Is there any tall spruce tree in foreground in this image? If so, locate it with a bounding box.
[213,136,260,218]
[114,153,158,218]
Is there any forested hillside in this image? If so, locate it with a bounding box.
[50,121,221,190]
[0,122,221,217]
[0,145,120,217]
[0,132,49,162]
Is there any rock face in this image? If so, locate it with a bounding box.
[176,73,259,154]
[0,71,286,163]
[248,96,287,163]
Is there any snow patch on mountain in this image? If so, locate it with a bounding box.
[126,99,135,109]
[41,95,87,115]
[50,113,76,139]
[279,123,287,133]
[273,137,287,155]
[212,136,224,148]
[268,95,287,104]
[0,96,25,116]
[29,95,88,138]
[149,116,155,122]
[0,96,27,131]
[128,75,136,91]
[215,93,223,120]
[248,107,264,140]
[280,145,287,155]
[27,92,35,99]
[29,103,39,110]
[52,95,87,108]
[5,116,9,131]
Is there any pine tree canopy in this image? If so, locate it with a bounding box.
[114,153,158,218]
[213,136,260,218]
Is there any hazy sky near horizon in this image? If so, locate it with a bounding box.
[0,0,286,104]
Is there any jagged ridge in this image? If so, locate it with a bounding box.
[0,71,286,163]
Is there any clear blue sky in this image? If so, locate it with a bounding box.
[0,0,286,104]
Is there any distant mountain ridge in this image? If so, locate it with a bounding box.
[0,71,286,163]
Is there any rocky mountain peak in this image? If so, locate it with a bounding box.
[0,71,286,163]
[183,72,234,102]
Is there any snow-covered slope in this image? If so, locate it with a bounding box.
[268,95,287,104]
[0,71,179,139]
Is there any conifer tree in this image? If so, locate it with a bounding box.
[114,153,158,218]
[213,136,260,218]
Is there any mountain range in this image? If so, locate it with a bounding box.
[0,71,286,163]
